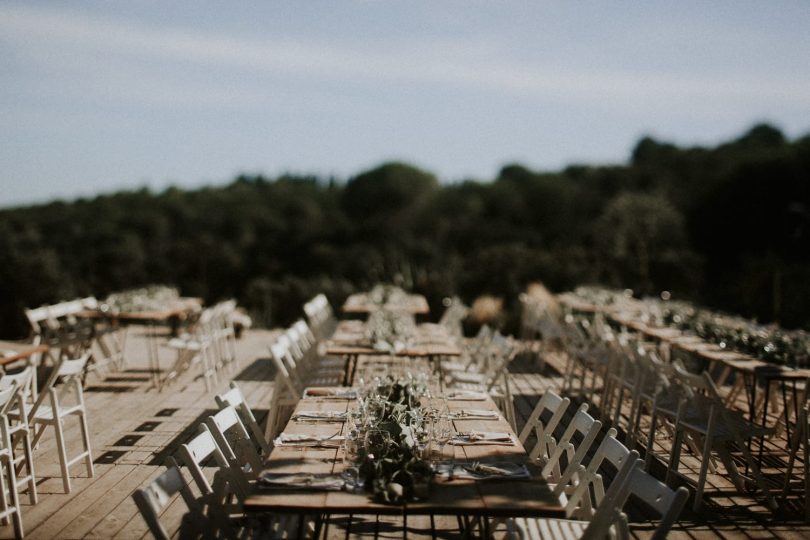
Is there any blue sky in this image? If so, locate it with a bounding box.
[2,1,809,207]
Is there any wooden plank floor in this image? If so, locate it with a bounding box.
[2,330,808,539]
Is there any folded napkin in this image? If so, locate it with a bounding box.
[440,360,469,371]
[303,388,358,400]
[292,410,347,422]
[446,390,488,401]
[449,431,515,446]
[435,461,529,480]
[259,472,345,491]
[273,433,346,448]
[449,409,500,420]
[450,371,487,384]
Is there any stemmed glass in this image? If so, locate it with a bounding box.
[431,408,453,474]
[341,432,363,490]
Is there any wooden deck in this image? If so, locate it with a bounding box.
[1,328,807,539]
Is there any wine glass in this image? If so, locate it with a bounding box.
[431,413,453,473]
[341,435,360,490]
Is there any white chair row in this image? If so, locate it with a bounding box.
[162,300,240,391]
[443,327,520,429]
[0,354,95,537]
[25,297,123,376]
[559,313,779,513]
[265,319,345,441]
[509,388,689,538]
[133,381,313,538]
[303,293,337,342]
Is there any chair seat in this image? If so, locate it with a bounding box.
[441,360,469,372]
[21,402,84,422]
[512,516,589,540]
[165,337,206,351]
[679,411,772,440]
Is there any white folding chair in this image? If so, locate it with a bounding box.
[24,353,94,494]
[205,406,261,499]
[0,383,23,538]
[132,457,217,540]
[541,404,602,485]
[666,364,777,512]
[560,428,630,520]
[176,425,232,497]
[163,308,218,390]
[215,382,272,456]
[509,452,642,540]
[518,390,571,466]
[0,367,37,505]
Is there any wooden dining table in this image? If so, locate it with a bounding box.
[342,293,431,316]
[323,320,464,386]
[78,297,202,389]
[0,340,49,368]
[243,354,565,536]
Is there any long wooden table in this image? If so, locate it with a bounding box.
[324,320,463,386]
[244,357,564,525]
[78,298,202,389]
[342,293,430,315]
[0,340,49,367]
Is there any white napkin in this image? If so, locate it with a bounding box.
[449,431,515,446]
[259,472,345,491]
[292,411,347,422]
[450,371,487,384]
[303,388,358,400]
[446,390,488,401]
[2,350,18,358]
[440,360,468,371]
[449,409,500,420]
[435,461,529,480]
[273,433,345,448]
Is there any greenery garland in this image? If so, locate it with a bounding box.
[355,377,433,504]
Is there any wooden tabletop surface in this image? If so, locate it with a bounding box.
[76,297,201,323]
[324,320,463,358]
[342,293,430,315]
[0,340,48,366]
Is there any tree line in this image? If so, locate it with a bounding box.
[1,123,808,338]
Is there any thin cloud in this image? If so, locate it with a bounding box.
[2,3,808,111]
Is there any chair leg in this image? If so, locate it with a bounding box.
[737,437,778,511]
[13,430,37,505]
[693,436,714,513]
[0,458,8,526]
[79,412,95,478]
[52,419,72,494]
[666,428,685,486]
[804,426,810,522]
[5,458,22,539]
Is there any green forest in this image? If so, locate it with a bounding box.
[2,123,809,339]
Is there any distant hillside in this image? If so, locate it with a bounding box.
[2,124,809,338]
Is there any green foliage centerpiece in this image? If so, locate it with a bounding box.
[354,375,433,504]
